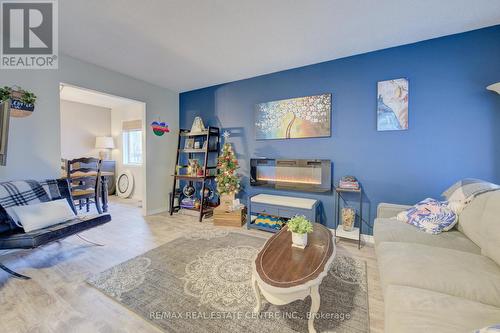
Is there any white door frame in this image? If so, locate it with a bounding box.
[59,82,148,215]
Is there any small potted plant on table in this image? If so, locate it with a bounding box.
[287,215,314,249]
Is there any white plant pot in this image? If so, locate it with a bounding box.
[291,232,308,248]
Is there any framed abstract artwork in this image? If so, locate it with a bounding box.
[255,93,331,140]
[377,78,409,131]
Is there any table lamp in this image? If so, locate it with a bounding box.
[95,136,114,160]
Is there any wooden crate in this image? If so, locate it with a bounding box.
[213,207,246,227]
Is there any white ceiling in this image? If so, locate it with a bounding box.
[60,84,141,109]
[60,0,500,93]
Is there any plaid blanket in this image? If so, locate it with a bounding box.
[39,179,62,200]
[0,179,61,229]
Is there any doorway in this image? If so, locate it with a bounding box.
[59,83,147,215]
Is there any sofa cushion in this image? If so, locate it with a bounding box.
[458,191,491,248]
[0,214,111,249]
[480,191,500,266]
[374,217,480,254]
[377,203,412,219]
[385,285,500,333]
[442,178,499,203]
[377,242,500,307]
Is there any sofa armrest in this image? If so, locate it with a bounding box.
[377,203,412,219]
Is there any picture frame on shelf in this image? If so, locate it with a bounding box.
[184,138,194,149]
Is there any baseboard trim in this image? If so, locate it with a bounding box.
[328,228,374,245]
[361,234,374,244]
[147,208,168,216]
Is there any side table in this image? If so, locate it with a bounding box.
[334,186,363,249]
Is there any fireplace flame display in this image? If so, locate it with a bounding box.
[250,159,331,192]
[257,177,321,185]
[257,165,322,185]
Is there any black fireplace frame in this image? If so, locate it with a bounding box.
[250,158,331,192]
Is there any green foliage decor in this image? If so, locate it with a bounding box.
[0,86,37,105]
[0,86,12,102]
[216,143,240,195]
[20,91,37,105]
[287,215,313,234]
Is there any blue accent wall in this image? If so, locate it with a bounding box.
[180,25,500,234]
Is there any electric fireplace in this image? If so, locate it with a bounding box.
[250,159,331,192]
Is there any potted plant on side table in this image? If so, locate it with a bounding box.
[288,215,314,249]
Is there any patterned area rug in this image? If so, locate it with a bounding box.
[88,230,369,332]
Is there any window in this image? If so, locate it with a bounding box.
[122,120,142,165]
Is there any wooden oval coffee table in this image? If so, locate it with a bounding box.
[252,223,336,333]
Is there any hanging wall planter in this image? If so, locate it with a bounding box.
[0,86,37,118]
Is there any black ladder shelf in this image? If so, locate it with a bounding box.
[169,126,220,222]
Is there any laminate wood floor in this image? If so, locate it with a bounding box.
[0,197,384,333]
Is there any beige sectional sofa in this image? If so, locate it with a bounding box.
[374,191,500,333]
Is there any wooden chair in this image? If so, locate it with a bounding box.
[66,157,103,214]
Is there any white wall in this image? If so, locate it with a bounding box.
[111,103,144,200]
[60,100,111,159]
[0,54,179,215]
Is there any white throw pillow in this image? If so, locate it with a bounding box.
[446,200,468,214]
[11,199,76,233]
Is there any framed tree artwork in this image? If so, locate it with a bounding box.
[255,93,331,140]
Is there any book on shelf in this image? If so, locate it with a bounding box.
[338,175,360,190]
[339,184,359,188]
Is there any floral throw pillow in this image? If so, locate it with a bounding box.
[396,198,457,234]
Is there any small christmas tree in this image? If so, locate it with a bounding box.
[216,143,240,195]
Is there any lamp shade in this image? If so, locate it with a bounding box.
[487,82,500,94]
[95,136,115,149]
